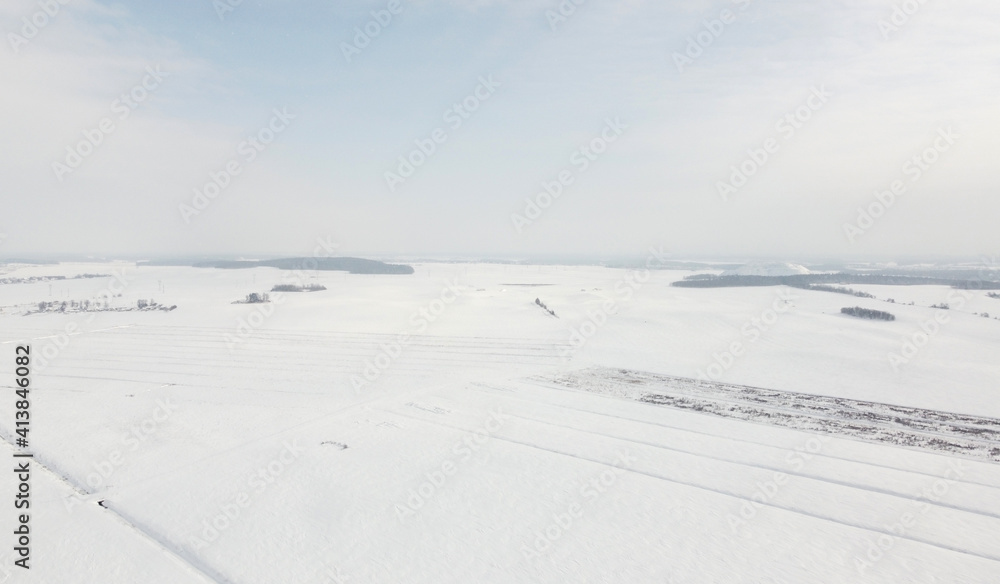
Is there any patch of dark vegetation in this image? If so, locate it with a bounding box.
[535,298,557,317]
[271,284,326,292]
[841,306,895,321]
[545,367,1000,462]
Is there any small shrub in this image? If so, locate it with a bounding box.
[239,292,270,304]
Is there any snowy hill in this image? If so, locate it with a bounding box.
[721,261,811,277]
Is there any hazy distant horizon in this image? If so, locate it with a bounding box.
[3,251,998,269]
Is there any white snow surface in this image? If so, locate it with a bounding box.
[1,261,999,583]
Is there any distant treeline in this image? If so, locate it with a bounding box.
[143,257,414,275]
[0,259,60,266]
[271,284,326,292]
[30,298,175,314]
[807,284,874,298]
[1,273,110,285]
[841,306,895,321]
[852,268,1000,282]
[673,273,1000,290]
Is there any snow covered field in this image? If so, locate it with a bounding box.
[1,261,999,583]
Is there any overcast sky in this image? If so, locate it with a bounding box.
[1,0,998,261]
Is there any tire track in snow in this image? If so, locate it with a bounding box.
[0,436,228,584]
[377,407,1000,565]
[505,412,1000,520]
